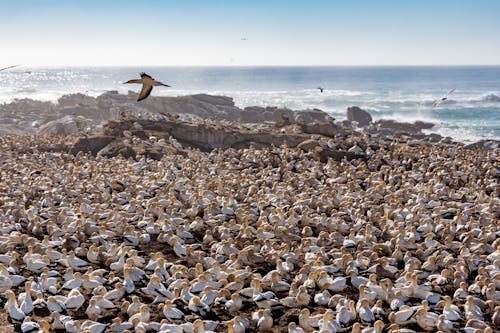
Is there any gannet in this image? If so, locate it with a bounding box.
[432,88,455,107]
[124,72,171,101]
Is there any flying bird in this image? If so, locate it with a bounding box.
[432,88,455,107]
[124,73,171,101]
[317,86,324,93]
[0,65,20,72]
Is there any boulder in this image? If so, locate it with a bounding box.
[347,106,373,127]
[38,115,91,135]
[374,120,435,134]
[465,140,500,150]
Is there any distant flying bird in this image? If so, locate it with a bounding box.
[0,65,20,72]
[432,88,455,107]
[317,86,324,93]
[123,72,171,101]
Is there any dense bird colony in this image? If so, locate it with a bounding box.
[0,132,499,333]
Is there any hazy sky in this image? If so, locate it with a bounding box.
[1,0,499,66]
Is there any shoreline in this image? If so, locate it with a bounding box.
[1,90,499,147]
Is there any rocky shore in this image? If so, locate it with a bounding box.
[0,93,499,332]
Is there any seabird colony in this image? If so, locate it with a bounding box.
[0,127,499,333]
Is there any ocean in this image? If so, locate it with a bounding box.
[1,66,500,143]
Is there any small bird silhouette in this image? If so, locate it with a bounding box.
[432,88,455,107]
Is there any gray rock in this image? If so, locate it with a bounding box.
[374,119,434,134]
[347,106,373,127]
[38,115,91,135]
[465,140,500,150]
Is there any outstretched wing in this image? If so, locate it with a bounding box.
[153,80,171,87]
[0,64,20,72]
[137,84,153,101]
[123,79,142,84]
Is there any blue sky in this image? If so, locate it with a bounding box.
[1,0,499,66]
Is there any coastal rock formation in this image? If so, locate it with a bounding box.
[0,92,331,135]
[70,115,365,162]
[38,115,92,135]
[374,119,435,133]
[347,106,373,126]
[466,139,500,150]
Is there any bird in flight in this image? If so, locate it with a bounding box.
[0,65,20,72]
[317,86,324,93]
[432,88,455,107]
[124,73,171,101]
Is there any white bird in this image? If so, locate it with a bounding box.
[415,308,439,331]
[336,305,353,326]
[50,311,70,330]
[226,293,243,313]
[110,318,134,332]
[314,287,332,306]
[85,299,102,321]
[19,281,33,315]
[104,282,126,302]
[5,290,25,321]
[288,322,305,333]
[126,296,144,317]
[189,296,210,317]
[358,298,375,324]
[62,272,84,290]
[92,295,116,310]
[160,300,184,320]
[124,72,171,101]
[0,275,13,292]
[142,275,172,301]
[256,309,273,332]
[46,296,66,313]
[66,288,85,311]
[388,305,418,326]
[436,314,454,333]
[129,304,150,323]
[81,319,106,333]
[20,317,40,333]
[63,252,89,270]
[299,308,321,331]
[432,88,455,107]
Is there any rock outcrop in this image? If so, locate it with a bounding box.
[38,115,93,135]
[70,113,370,162]
[347,106,373,126]
[374,119,435,134]
[465,139,500,150]
[0,92,331,135]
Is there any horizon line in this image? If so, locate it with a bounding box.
[7,64,500,68]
